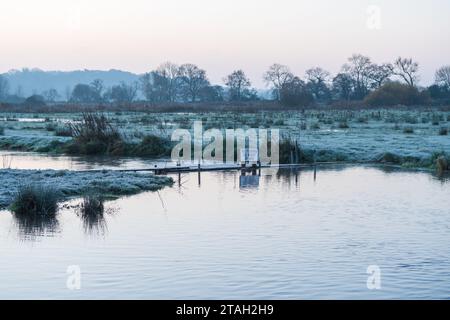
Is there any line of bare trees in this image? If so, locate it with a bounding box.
[1,54,450,106]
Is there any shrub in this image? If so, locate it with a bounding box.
[10,184,60,215]
[364,82,430,106]
[133,135,171,157]
[23,95,46,107]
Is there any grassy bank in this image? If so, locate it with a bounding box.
[0,169,173,209]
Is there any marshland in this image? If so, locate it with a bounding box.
[1,50,450,299]
[0,105,450,299]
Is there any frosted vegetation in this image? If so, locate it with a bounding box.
[0,108,449,169]
[0,169,173,209]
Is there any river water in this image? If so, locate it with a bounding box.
[0,151,449,299]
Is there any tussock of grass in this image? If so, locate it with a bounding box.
[67,112,123,155]
[10,184,60,215]
[80,194,104,216]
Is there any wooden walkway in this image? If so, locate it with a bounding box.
[79,161,373,174]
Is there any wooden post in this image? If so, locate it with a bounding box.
[198,163,201,186]
[178,172,181,187]
[313,149,317,181]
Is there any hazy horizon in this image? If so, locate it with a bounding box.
[1,0,449,87]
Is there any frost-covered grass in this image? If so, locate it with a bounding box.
[1,108,450,168]
[0,169,173,208]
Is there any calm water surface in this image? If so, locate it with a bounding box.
[0,152,450,299]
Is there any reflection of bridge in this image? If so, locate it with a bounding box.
[79,161,371,175]
[78,160,372,187]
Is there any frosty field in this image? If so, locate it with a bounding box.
[1,108,449,168]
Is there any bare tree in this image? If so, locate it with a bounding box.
[280,76,313,107]
[305,67,330,83]
[305,67,331,101]
[342,54,373,99]
[42,88,60,102]
[332,73,355,101]
[368,63,393,89]
[90,79,104,100]
[435,65,450,89]
[0,75,10,101]
[263,64,294,100]
[107,82,138,103]
[178,64,209,102]
[156,62,180,102]
[393,57,419,87]
[224,70,252,101]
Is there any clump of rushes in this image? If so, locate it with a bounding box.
[80,194,104,216]
[439,127,448,136]
[10,184,60,215]
[67,112,122,155]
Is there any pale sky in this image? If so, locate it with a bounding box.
[1,0,449,87]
